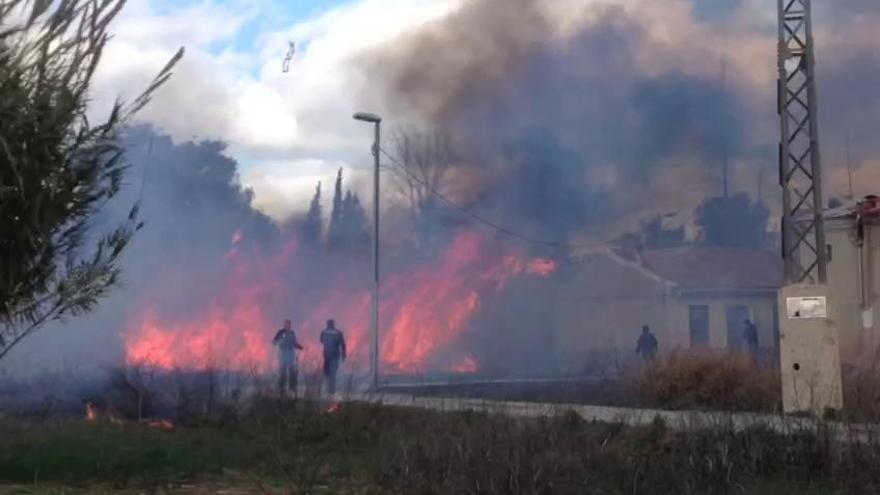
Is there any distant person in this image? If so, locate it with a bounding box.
[742,319,759,361]
[635,325,658,362]
[320,319,347,396]
[272,319,304,396]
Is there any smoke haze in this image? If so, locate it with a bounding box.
[4,0,880,383]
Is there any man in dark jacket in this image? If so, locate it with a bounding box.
[320,319,347,396]
[272,319,304,395]
[635,325,658,362]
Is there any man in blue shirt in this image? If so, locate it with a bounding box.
[320,319,347,396]
[742,319,759,362]
[272,319,304,396]
[635,325,658,362]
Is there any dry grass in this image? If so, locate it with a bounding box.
[2,401,877,494]
[634,351,782,412]
[634,351,880,422]
[842,364,880,423]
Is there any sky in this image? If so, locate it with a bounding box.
[89,0,880,223]
[90,0,460,220]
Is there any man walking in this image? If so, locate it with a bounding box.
[742,319,759,362]
[320,319,347,396]
[635,325,659,362]
[272,319,304,396]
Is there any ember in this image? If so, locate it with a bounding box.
[85,402,98,422]
[452,356,478,373]
[145,419,175,430]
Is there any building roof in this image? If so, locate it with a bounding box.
[818,195,880,221]
[636,248,784,291]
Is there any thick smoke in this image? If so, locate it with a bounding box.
[1,126,278,377]
[361,0,747,243]
[5,0,880,384]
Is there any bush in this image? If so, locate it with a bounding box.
[634,351,782,412]
[842,364,880,423]
[3,400,880,493]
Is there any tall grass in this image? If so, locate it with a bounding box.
[634,351,782,413]
[3,401,878,494]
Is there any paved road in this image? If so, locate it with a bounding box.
[335,391,880,444]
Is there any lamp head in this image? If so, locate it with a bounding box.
[353,112,382,124]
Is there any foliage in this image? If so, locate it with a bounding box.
[300,181,323,249]
[0,0,183,360]
[616,214,686,250]
[326,168,369,253]
[391,129,454,248]
[635,351,782,412]
[694,193,771,249]
[1,399,876,494]
[119,127,277,250]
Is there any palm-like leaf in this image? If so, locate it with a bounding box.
[0,0,183,360]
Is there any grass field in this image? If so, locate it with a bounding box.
[0,396,877,494]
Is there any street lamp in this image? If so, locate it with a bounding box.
[353,112,382,391]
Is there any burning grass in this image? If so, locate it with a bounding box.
[1,398,879,494]
[123,231,558,376]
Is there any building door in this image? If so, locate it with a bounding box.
[689,305,710,348]
[726,305,751,351]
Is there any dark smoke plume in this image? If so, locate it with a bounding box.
[362,0,747,244]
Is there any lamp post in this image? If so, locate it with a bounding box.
[353,112,381,390]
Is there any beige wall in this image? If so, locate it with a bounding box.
[555,253,779,373]
[825,218,880,362]
[555,253,671,372]
[669,294,778,351]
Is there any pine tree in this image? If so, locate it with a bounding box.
[327,169,345,250]
[694,193,770,250]
[347,193,370,251]
[324,168,370,253]
[300,181,322,248]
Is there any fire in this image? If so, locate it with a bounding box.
[145,419,175,430]
[124,230,556,374]
[527,258,557,277]
[452,356,478,373]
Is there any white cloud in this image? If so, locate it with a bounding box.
[90,0,461,221]
[92,0,880,223]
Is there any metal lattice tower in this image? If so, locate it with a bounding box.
[778,0,827,284]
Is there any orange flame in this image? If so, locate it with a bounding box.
[124,231,556,374]
[452,356,478,373]
[85,402,98,421]
[145,419,175,430]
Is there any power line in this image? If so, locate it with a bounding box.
[378,147,602,251]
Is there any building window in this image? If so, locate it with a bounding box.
[725,305,752,350]
[689,305,710,348]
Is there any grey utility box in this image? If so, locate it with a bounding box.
[778,283,843,416]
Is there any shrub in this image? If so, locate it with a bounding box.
[635,351,782,412]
